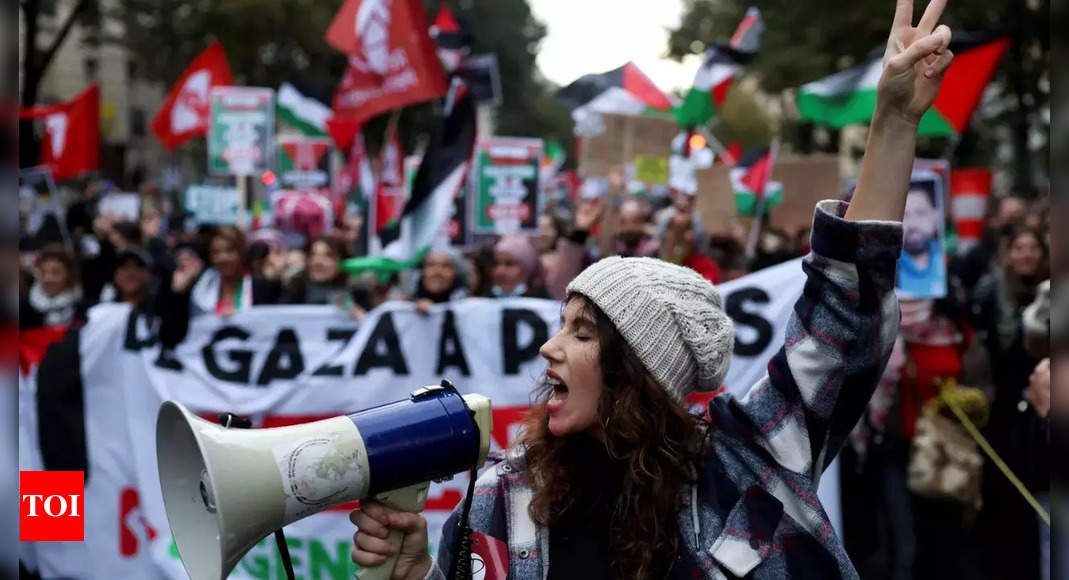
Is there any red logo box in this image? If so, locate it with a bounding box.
[20,471,84,541]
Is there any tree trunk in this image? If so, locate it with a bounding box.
[19,0,92,168]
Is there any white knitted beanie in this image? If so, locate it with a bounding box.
[566,256,734,401]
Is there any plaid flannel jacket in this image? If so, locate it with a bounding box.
[427,200,903,579]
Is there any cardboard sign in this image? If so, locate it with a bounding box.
[184,184,241,225]
[473,138,543,235]
[695,155,840,235]
[208,87,274,176]
[577,112,678,178]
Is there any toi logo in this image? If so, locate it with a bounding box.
[20,471,84,541]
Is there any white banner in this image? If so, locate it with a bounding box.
[21,260,837,580]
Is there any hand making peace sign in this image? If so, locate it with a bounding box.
[878,0,954,124]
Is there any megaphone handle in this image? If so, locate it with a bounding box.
[356,482,430,580]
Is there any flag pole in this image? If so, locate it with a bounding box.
[237,174,248,230]
[700,118,737,165]
[745,138,778,259]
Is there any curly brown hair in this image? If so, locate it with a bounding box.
[522,295,708,579]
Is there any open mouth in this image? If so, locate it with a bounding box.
[546,375,569,396]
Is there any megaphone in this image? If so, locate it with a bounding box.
[156,382,492,580]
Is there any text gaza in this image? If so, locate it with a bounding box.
[122,308,550,386]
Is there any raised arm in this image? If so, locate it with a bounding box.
[718,0,954,482]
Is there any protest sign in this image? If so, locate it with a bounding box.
[97,192,141,222]
[473,138,543,235]
[633,155,669,184]
[277,136,333,190]
[457,54,502,107]
[577,112,678,178]
[18,166,71,249]
[897,170,947,299]
[208,87,274,176]
[184,184,241,225]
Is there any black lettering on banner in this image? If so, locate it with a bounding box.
[724,287,774,357]
[202,326,254,384]
[502,308,548,375]
[436,310,470,376]
[155,347,183,371]
[354,313,409,375]
[256,328,305,385]
[312,329,358,377]
[122,310,157,351]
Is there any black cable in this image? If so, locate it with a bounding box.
[446,382,482,580]
[274,529,296,580]
[447,463,478,579]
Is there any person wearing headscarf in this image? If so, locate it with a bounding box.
[491,235,550,298]
[411,246,469,313]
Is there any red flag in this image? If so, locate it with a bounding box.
[327,0,447,124]
[151,42,233,150]
[20,84,100,181]
[326,117,363,151]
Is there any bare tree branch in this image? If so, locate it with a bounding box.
[32,0,92,79]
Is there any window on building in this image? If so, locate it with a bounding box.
[131,108,147,137]
[84,58,98,80]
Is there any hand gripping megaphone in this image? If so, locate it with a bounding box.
[156,382,491,580]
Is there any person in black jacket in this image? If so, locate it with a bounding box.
[971,226,1050,580]
[157,227,280,348]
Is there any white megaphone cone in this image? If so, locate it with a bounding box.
[157,383,491,580]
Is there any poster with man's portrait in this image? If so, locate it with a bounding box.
[897,169,947,299]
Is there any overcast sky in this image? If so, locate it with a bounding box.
[528,0,702,92]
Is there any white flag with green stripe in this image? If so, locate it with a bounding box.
[277,83,331,136]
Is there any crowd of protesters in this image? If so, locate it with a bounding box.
[17,166,1053,579]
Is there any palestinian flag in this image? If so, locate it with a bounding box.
[345,132,377,210]
[277,83,332,137]
[540,140,566,184]
[342,77,477,277]
[673,7,762,128]
[557,62,673,111]
[730,146,782,216]
[371,127,406,252]
[557,62,675,135]
[797,37,1010,137]
[276,136,332,190]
